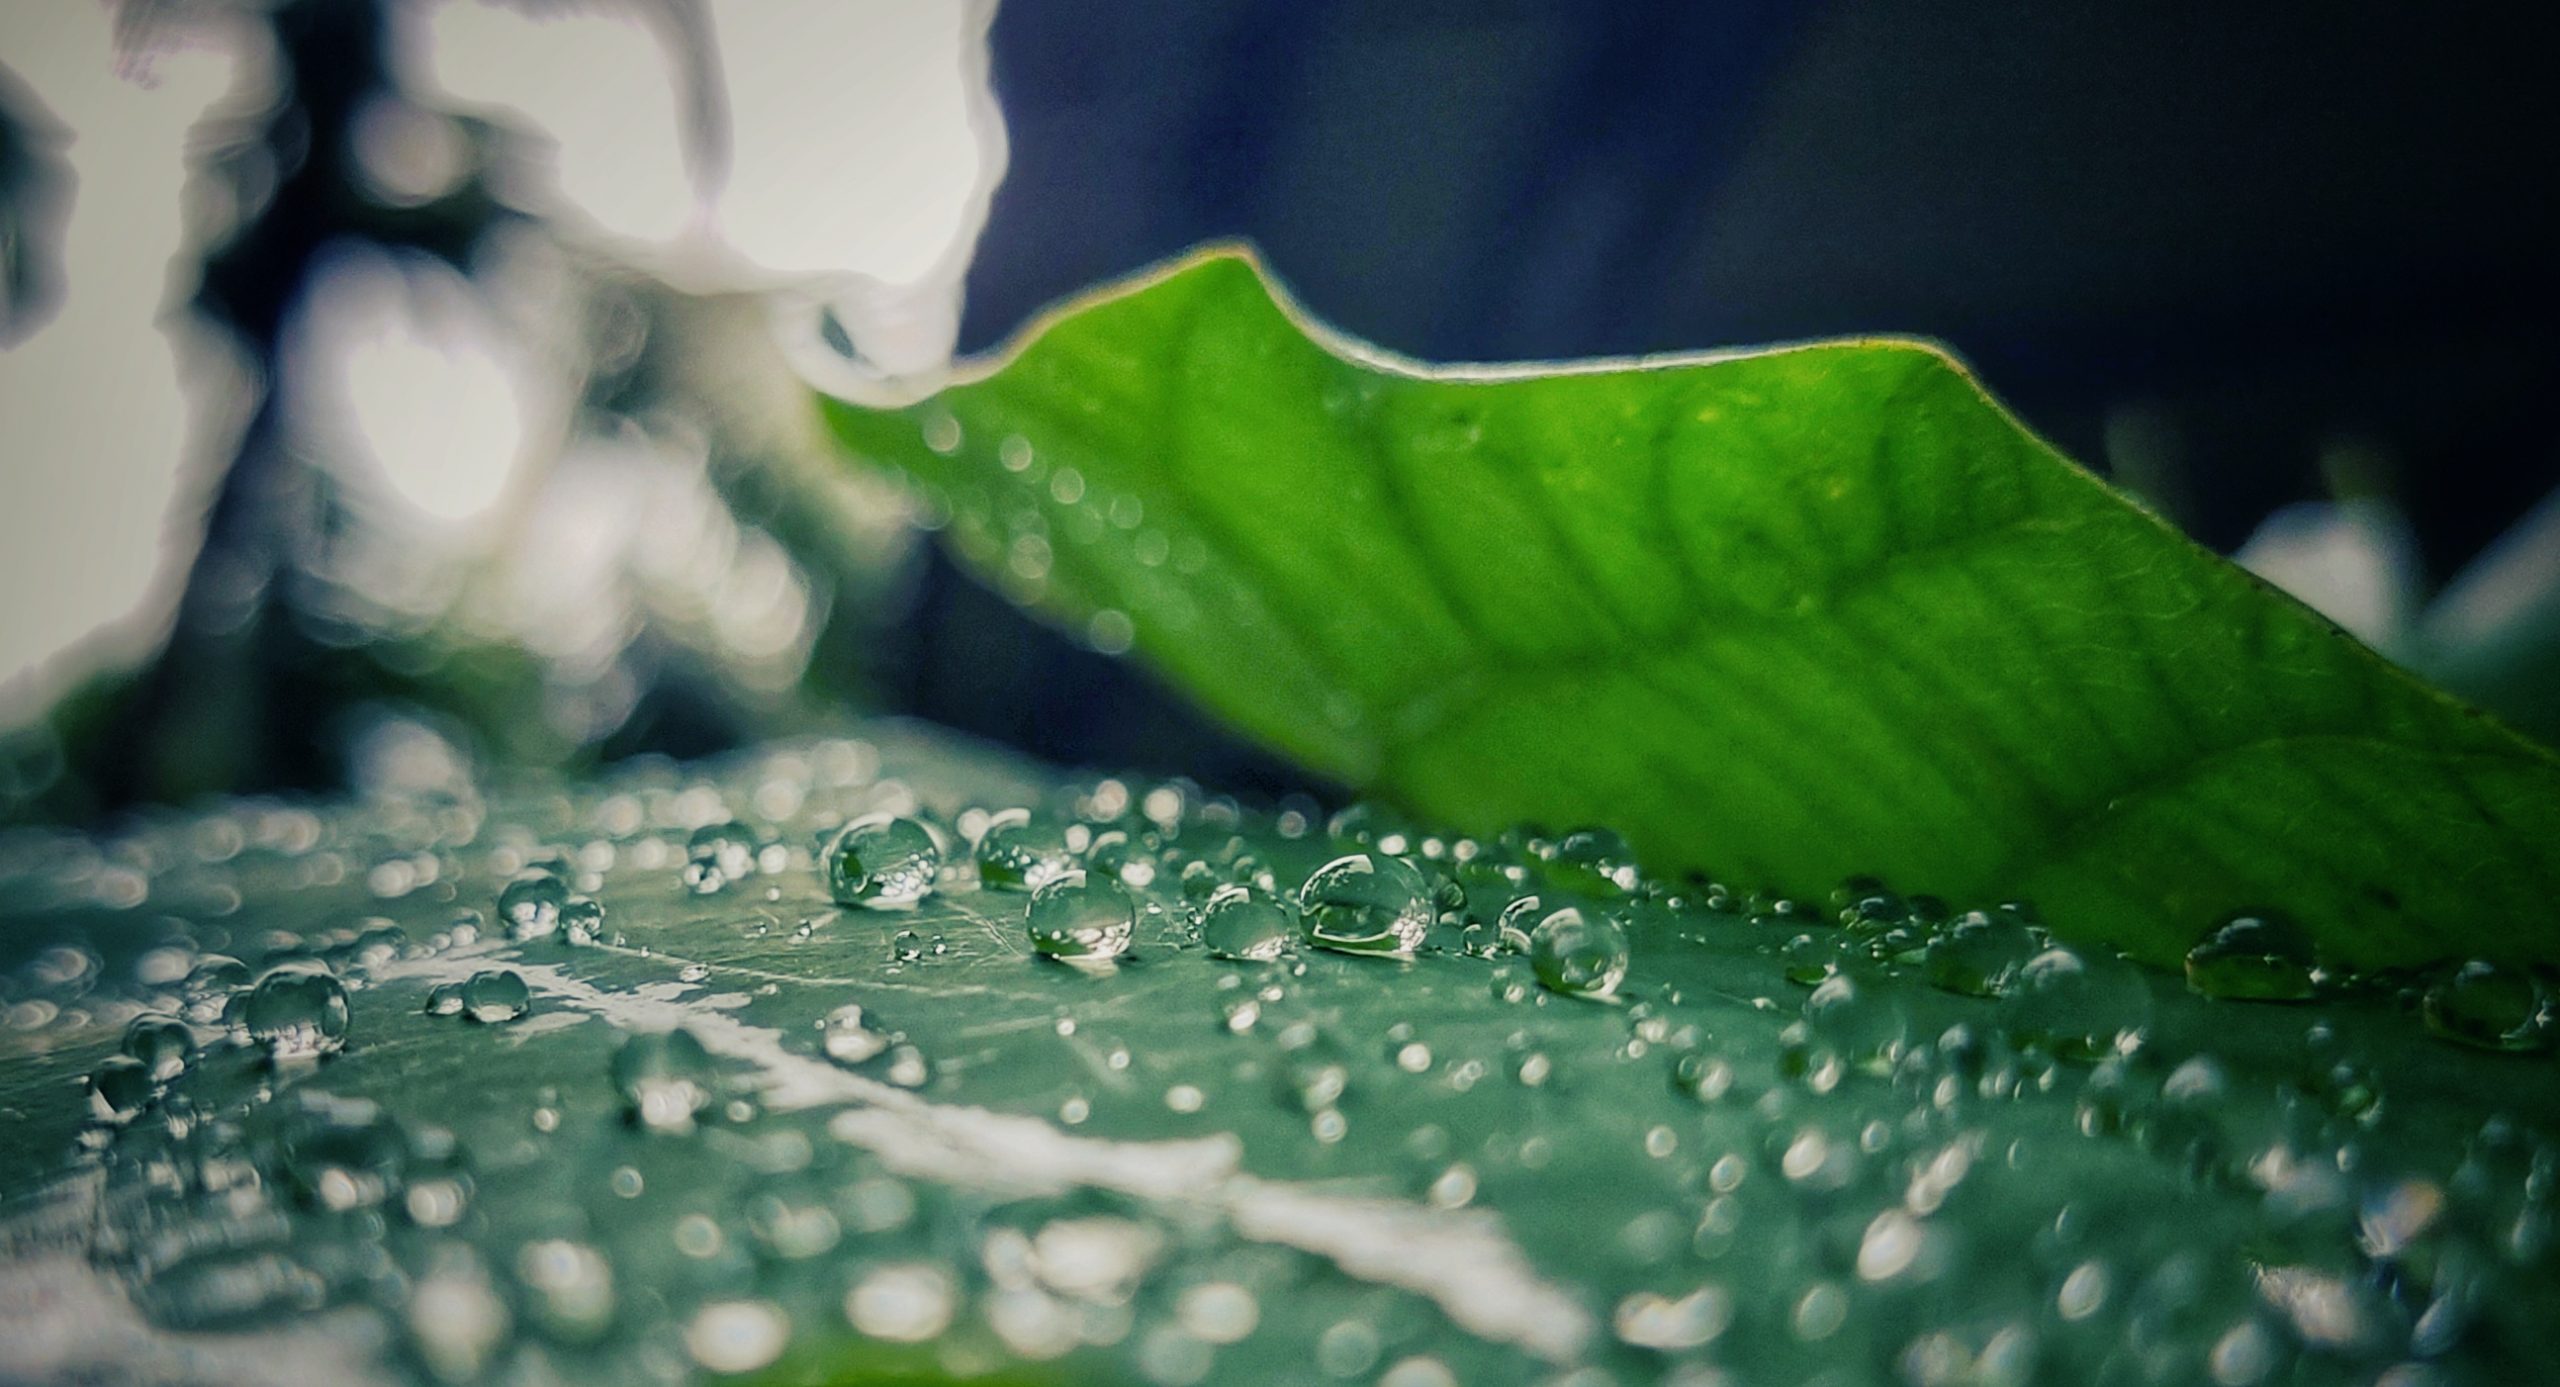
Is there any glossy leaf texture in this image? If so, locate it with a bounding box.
[820,248,2560,968]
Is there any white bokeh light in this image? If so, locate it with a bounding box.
[284,244,558,533]
[403,0,1006,386]
[0,5,269,713]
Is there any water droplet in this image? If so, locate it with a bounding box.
[612,1028,716,1134]
[685,1299,789,1375]
[2185,911,2319,1001]
[1923,909,2041,998]
[181,954,250,1024]
[1528,906,1631,998]
[518,1239,616,1343]
[559,894,606,945]
[242,961,351,1060]
[1026,872,1135,962]
[1545,827,1639,895]
[87,1054,155,1125]
[974,808,1076,891]
[278,1092,411,1211]
[823,814,941,908]
[425,983,465,1017]
[121,1014,192,1082]
[1298,853,1432,956]
[1200,884,1294,961]
[2011,947,2149,1061]
[498,871,570,940]
[684,820,764,895]
[845,1263,954,1343]
[461,969,531,1023]
[2422,959,2547,1052]
[818,1002,891,1065]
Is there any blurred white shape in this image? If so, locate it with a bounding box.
[349,94,469,208]
[283,243,558,532]
[0,6,270,716]
[2422,487,2560,657]
[2235,498,2420,652]
[410,1,696,247]
[401,0,1006,393]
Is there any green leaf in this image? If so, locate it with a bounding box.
[7,729,2560,1385]
[821,247,2560,969]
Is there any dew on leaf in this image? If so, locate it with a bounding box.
[1298,853,1433,957]
[461,968,531,1023]
[1199,884,1294,962]
[2421,959,2547,1052]
[824,814,942,908]
[87,1054,155,1125]
[611,1028,717,1134]
[975,807,1078,891]
[1026,871,1137,962]
[121,1014,193,1082]
[497,871,570,941]
[2185,911,2320,1002]
[1527,906,1630,999]
[242,960,351,1060]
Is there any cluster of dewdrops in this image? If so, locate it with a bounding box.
[807,790,2554,1057]
[30,747,2560,1387]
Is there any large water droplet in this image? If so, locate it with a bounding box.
[2422,959,2547,1052]
[612,1028,716,1133]
[462,969,532,1023]
[2010,947,2148,1062]
[975,808,1076,891]
[824,815,941,908]
[2185,911,2319,1002]
[121,1014,193,1082]
[1026,872,1135,962]
[683,820,764,894]
[1298,853,1432,956]
[87,1054,155,1125]
[242,961,351,1060]
[1199,884,1294,962]
[1528,906,1630,998]
[498,872,570,941]
[1923,909,2041,998]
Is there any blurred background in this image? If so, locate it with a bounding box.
[0,0,2553,824]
